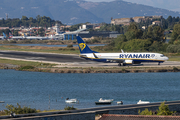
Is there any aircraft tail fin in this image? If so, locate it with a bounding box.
[23,33,27,37]
[9,32,13,38]
[76,36,98,54]
[3,32,6,38]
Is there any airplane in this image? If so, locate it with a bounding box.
[0,32,7,40]
[76,36,169,66]
[23,33,49,40]
[9,32,24,40]
[48,34,63,40]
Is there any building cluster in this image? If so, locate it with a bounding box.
[0,15,165,40]
[111,15,162,26]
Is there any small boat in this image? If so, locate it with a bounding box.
[65,98,78,103]
[95,98,114,105]
[0,101,5,103]
[95,101,112,105]
[99,98,114,102]
[117,101,123,105]
[137,100,150,104]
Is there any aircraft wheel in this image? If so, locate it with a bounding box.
[118,63,121,66]
[123,63,126,66]
[158,62,160,65]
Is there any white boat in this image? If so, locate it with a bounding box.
[65,98,78,103]
[117,101,123,105]
[137,100,150,104]
[99,98,114,103]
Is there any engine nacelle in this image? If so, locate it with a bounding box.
[123,60,133,65]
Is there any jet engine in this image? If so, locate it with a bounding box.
[123,60,133,66]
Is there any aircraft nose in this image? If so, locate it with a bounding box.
[165,57,169,60]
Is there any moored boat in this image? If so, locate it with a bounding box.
[95,98,114,105]
[95,101,112,105]
[99,98,114,102]
[65,98,78,103]
[137,100,150,104]
[117,101,123,105]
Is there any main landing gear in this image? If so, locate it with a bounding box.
[118,63,126,66]
[158,62,160,65]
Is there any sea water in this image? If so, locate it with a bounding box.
[0,69,180,110]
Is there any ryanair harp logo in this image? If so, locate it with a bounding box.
[79,43,86,51]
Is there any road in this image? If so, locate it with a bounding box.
[0,50,179,68]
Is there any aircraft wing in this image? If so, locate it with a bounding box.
[92,53,124,63]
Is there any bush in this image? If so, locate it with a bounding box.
[64,106,76,110]
[138,108,153,115]
[4,103,37,115]
[67,44,73,48]
[92,39,100,43]
[166,44,180,53]
[9,40,17,43]
[115,39,152,52]
[149,42,168,52]
[173,67,179,72]
[18,66,35,70]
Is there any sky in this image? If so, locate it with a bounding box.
[84,0,180,12]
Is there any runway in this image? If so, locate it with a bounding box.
[0,50,179,68]
[0,50,87,63]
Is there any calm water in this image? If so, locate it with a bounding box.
[0,69,180,111]
[1,44,105,47]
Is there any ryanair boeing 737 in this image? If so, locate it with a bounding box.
[76,36,169,66]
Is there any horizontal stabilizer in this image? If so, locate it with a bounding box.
[93,52,98,58]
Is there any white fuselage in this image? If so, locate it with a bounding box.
[10,36,24,39]
[80,52,168,63]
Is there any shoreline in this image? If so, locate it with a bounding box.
[0,63,179,73]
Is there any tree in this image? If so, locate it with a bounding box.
[167,16,172,28]
[21,16,28,21]
[152,26,164,42]
[157,102,175,115]
[13,30,19,36]
[38,28,45,36]
[170,24,180,44]
[139,102,175,116]
[125,23,143,40]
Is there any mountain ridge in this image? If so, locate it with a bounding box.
[0,0,179,25]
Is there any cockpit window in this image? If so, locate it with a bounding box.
[160,54,164,57]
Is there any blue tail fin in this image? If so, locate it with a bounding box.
[76,36,98,54]
[3,32,6,38]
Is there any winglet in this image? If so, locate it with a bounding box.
[121,49,124,53]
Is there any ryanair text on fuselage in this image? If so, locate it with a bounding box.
[119,54,155,59]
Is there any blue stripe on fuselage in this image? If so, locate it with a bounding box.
[81,57,164,63]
